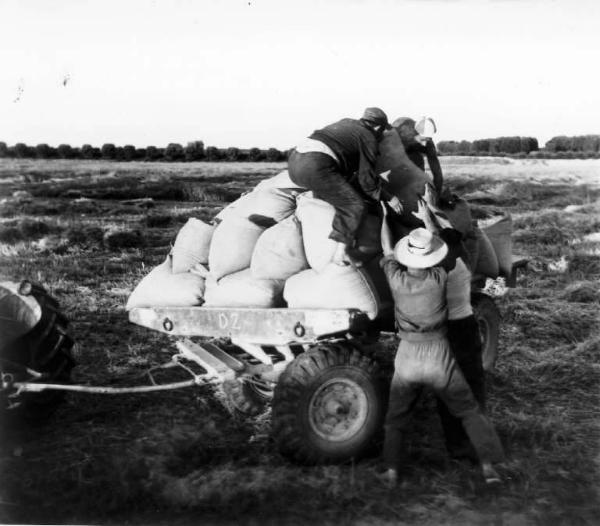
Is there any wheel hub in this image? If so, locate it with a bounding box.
[308,378,369,442]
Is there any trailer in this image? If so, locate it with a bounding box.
[1,266,525,463]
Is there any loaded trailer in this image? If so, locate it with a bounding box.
[1,266,526,463]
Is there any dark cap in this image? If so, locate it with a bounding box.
[391,117,416,130]
[361,107,392,130]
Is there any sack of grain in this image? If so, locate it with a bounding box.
[440,197,473,236]
[283,258,392,320]
[171,218,216,273]
[473,227,499,278]
[374,130,432,229]
[296,194,382,271]
[254,170,305,192]
[208,215,266,280]
[481,214,512,277]
[126,256,205,310]
[250,215,309,280]
[215,186,297,227]
[203,269,285,308]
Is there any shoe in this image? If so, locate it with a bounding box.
[481,463,502,485]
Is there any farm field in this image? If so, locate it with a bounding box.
[0,157,599,525]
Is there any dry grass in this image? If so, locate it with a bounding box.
[0,158,599,525]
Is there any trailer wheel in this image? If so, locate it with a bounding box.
[1,282,75,420]
[222,377,272,416]
[472,292,500,372]
[272,342,383,464]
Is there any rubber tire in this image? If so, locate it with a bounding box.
[222,377,272,416]
[272,342,384,464]
[471,292,500,372]
[1,282,75,420]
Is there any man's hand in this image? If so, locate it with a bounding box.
[387,196,403,215]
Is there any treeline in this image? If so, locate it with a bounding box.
[437,136,539,155]
[0,141,289,162]
[438,135,600,158]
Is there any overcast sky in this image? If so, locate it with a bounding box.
[1,0,598,150]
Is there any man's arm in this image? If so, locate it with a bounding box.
[425,140,443,196]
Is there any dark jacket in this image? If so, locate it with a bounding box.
[405,139,443,195]
[310,118,392,201]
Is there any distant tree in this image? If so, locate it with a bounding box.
[145,146,162,161]
[457,140,472,155]
[15,142,33,158]
[265,147,283,162]
[35,143,53,159]
[225,147,240,161]
[135,147,147,160]
[56,144,74,159]
[122,144,136,161]
[185,140,205,161]
[205,146,221,161]
[247,147,263,161]
[164,143,184,161]
[91,147,102,159]
[101,143,116,160]
[113,147,124,160]
[80,144,95,159]
[0,142,7,158]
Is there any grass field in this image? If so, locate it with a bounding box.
[0,157,599,525]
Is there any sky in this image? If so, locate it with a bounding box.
[0,0,599,150]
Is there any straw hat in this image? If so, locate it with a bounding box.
[394,228,448,269]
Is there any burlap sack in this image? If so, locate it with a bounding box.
[215,186,297,227]
[203,269,285,308]
[171,218,215,273]
[481,214,512,277]
[208,215,266,280]
[283,258,392,320]
[250,215,309,280]
[126,256,205,310]
[474,227,499,278]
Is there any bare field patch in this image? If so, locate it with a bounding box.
[0,158,599,525]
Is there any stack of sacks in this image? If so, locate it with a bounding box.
[128,169,393,318]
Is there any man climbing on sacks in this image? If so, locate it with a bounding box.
[392,116,444,196]
[288,107,402,265]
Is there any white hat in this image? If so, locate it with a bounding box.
[415,117,437,139]
[394,228,448,269]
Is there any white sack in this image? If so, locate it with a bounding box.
[254,170,304,192]
[481,214,512,277]
[296,194,382,271]
[250,215,309,280]
[215,186,298,226]
[208,215,266,280]
[283,259,391,320]
[171,218,215,273]
[203,269,284,308]
[126,256,205,310]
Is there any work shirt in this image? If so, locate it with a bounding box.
[380,256,448,334]
[405,139,443,195]
[310,118,393,202]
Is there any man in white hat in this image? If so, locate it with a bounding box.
[378,201,504,488]
[392,116,443,196]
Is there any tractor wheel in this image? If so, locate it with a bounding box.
[222,376,272,416]
[272,342,384,464]
[472,292,500,372]
[1,281,75,421]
